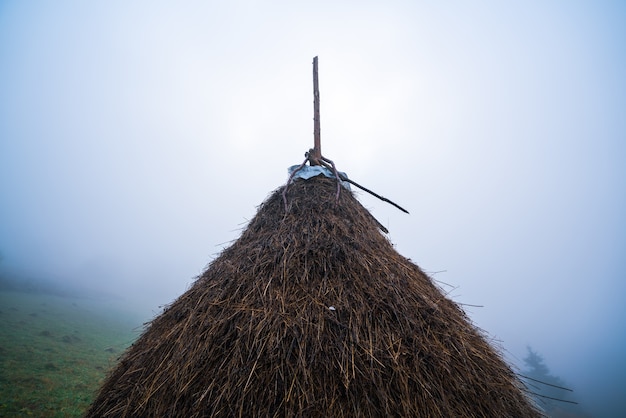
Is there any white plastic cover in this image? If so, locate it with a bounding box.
[287,164,351,190]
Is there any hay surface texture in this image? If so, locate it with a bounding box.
[87,177,540,417]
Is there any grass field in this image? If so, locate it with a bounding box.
[0,290,145,417]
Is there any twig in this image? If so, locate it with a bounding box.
[320,156,341,204]
[523,390,578,405]
[457,303,484,308]
[518,374,573,392]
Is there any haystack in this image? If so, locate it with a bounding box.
[87,175,540,417]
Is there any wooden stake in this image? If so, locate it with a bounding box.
[311,56,321,165]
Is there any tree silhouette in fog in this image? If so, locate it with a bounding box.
[522,346,589,418]
[524,346,559,384]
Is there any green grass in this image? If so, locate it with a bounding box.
[0,290,144,417]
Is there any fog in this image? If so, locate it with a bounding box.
[1,1,624,415]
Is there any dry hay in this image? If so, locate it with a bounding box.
[87,176,541,417]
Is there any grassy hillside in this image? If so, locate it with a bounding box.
[0,290,144,417]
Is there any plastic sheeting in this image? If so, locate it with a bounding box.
[288,164,351,190]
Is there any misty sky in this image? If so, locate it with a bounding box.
[1,1,624,415]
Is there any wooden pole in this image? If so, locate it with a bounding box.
[311,56,321,165]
